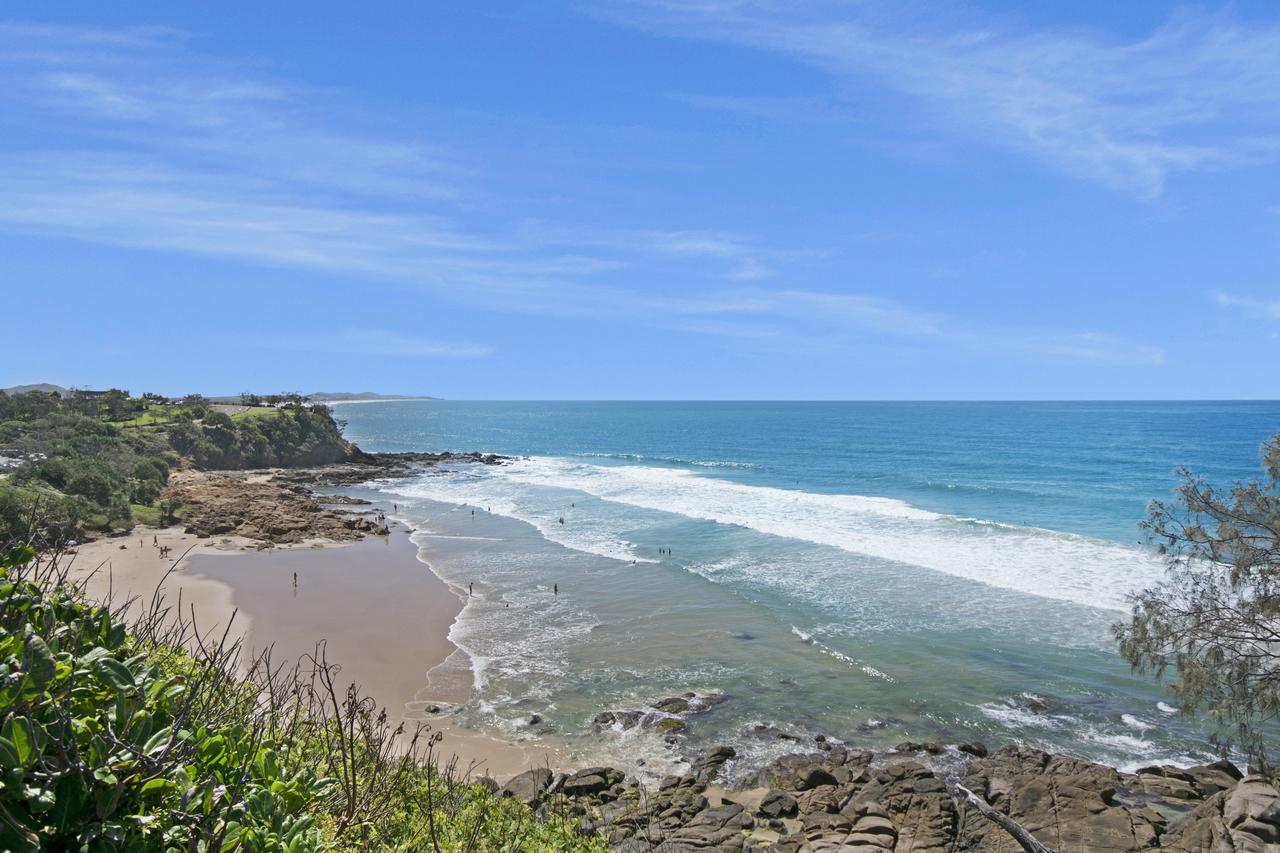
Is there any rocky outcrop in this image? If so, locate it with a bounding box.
[513,741,1278,853]
[162,450,512,545]
[165,472,381,544]
[273,450,510,486]
[1161,775,1280,852]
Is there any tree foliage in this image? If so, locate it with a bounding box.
[1116,433,1280,761]
[0,390,357,544]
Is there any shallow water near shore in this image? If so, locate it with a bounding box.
[335,400,1280,780]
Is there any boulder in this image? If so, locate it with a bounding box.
[593,709,644,730]
[755,753,840,792]
[689,745,737,785]
[757,790,798,819]
[561,766,624,798]
[500,767,552,806]
[654,696,692,714]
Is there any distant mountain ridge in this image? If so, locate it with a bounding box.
[2,383,70,397]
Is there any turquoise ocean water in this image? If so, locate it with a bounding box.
[334,400,1280,781]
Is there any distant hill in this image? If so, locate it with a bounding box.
[307,391,438,402]
[2,383,70,397]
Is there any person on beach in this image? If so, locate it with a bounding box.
[554,583,558,595]
[153,535,157,546]
[559,516,565,524]
[469,582,473,595]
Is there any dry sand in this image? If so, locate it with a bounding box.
[69,526,561,779]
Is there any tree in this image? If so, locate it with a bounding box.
[1116,433,1280,762]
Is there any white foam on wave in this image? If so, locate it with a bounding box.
[388,472,658,564]
[453,456,1163,611]
[1122,713,1154,732]
[791,626,895,682]
[581,451,759,469]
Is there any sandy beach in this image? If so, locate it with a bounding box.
[68,525,561,779]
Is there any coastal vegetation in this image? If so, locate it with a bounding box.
[1118,431,1280,764]
[0,543,606,852]
[0,389,355,545]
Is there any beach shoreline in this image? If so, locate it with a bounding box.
[68,521,562,780]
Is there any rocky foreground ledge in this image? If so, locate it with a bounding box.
[492,742,1277,852]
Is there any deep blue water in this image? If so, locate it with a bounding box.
[341,400,1278,543]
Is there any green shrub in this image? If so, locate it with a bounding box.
[0,545,606,852]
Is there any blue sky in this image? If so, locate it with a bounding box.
[2,2,1278,399]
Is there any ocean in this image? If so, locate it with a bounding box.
[333,400,1280,782]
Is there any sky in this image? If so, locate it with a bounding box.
[2,1,1279,400]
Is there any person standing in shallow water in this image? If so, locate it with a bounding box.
[554,583,558,596]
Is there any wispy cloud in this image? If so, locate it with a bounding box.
[0,20,1164,369]
[275,331,493,359]
[1213,290,1280,321]
[997,332,1165,367]
[597,2,1280,199]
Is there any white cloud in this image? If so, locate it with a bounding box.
[1213,290,1280,321]
[276,331,493,359]
[999,332,1166,367]
[599,2,1280,198]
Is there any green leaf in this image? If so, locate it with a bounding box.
[0,804,39,853]
[26,786,55,814]
[49,774,86,832]
[78,646,112,667]
[22,636,56,687]
[0,736,20,769]
[196,735,227,765]
[94,657,134,692]
[2,545,35,569]
[143,726,173,756]
[2,718,38,767]
[284,815,314,843]
[140,778,177,797]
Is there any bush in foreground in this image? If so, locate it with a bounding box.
[0,544,605,851]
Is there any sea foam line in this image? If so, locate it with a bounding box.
[477,457,1164,611]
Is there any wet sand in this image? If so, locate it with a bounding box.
[70,526,562,779]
